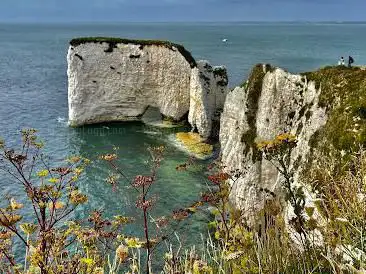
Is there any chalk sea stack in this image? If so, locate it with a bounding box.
[67,37,228,139]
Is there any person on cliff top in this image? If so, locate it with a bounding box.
[348,56,355,67]
[338,56,345,66]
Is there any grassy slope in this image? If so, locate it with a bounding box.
[301,66,366,158]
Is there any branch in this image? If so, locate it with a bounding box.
[0,247,16,267]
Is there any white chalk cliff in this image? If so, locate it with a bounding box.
[189,61,228,139]
[220,64,328,216]
[68,39,365,222]
[67,38,228,139]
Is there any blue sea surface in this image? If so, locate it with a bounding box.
[1,22,366,258]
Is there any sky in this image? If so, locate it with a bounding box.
[1,0,365,22]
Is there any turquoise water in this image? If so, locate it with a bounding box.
[1,22,366,255]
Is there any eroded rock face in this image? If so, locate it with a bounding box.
[67,39,228,139]
[68,41,192,126]
[188,61,228,139]
[220,64,327,216]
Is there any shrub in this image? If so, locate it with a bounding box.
[1,130,365,273]
[0,129,133,273]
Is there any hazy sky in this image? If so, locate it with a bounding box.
[1,0,365,22]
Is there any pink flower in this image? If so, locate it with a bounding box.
[132,175,154,188]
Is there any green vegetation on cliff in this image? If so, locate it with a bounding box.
[70,37,197,68]
[302,66,366,157]
[240,64,273,160]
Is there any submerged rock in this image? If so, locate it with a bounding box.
[67,37,228,139]
[175,132,214,159]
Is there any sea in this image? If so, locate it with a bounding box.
[1,22,366,259]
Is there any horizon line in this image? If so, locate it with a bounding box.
[1,20,366,24]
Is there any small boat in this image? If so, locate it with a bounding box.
[222,38,228,42]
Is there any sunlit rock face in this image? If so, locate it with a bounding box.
[220,64,327,217]
[188,61,228,139]
[68,40,193,125]
[67,38,228,139]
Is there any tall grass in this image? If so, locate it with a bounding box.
[162,149,366,273]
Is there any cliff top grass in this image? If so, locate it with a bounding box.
[69,37,197,68]
[301,65,366,156]
[239,63,366,164]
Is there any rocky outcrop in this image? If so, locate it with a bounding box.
[188,61,228,139]
[67,38,228,139]
[220,64,328,215]
[221,64,366,218]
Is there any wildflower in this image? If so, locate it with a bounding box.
[208,172,230,185]
[218,172,230,181]
[125,237,142,248]
[70,190,88,205]
[172,209,190,221]
[164,252,173,260]
[256,140,271,150]
[257,133,297,156]
[37,170,49,177]
[20,223,37,235]
[51,167,72,176]
[201,192,218,204]
[74,167,83,176]
[48,178,59,183]
[10,198,23,210]
[48,201,65,210]
[80,258,94,265]
[106,174,119,187]
[88,211,112,228]
[191,201,204,208]
[100,154,118,161]
[207,175,220,185]
[276,132,296,143]
[132,175,154,188]
[116,244,129,262]
[135,197,155,210]
[34,142,44,149]
[0,214,22,226]
[113,215,134,226]
[9,153,27,165]
[0,230,12,239]
[156,216,169,228]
